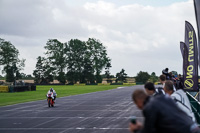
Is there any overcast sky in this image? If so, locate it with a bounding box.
[0,0,197,77]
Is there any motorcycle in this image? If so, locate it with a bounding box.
[47,92,55,107]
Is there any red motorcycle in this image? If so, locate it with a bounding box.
[47,92,55,107]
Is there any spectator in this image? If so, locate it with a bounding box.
[144,82,165,96]
[159,74,166,87]
[163,80,195,122]
[172,75,176,82]
[162,68,170,80]
[160,74,176,91]
[177,74,184,89]
[171,74,177,89]
[169,72,173,80]
[129,89,199,133]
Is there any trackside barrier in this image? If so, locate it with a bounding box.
[86,83,98,85]
[98,83,111,85]
[74,84,86,86]
[136,82,143,85]
[186,92,200,124]
[110,83,123,85]
[9,85,36,92]
[32,83,65,86]
[123,83,136,85]
[0,86,9,92]
[31,85,36,91]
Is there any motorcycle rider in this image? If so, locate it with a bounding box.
[47,88,57,102]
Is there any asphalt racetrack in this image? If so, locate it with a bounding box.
[0,85,144,133]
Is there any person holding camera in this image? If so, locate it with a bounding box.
[129,89,200,133]
[162,68,170,80]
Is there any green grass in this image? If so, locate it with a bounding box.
[0,85,129,106]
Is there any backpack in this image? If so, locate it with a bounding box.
[155,87,165,95]
[171,90,195,121]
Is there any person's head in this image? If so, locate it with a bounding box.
[163,80,174,95]
[159,74,166,84]
[178,74,182,78]
[144,82,155,96]
[50,88,53,92]
[169,72,172,76]
[132,89,148,110]
[165,68,169,72]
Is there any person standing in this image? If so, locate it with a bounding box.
[159,74,166,87]
[144,82,165,96]
[162,68,170,80]
[129,89,199,133]
[163,80,196,122]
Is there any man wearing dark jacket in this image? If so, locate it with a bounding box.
[129,89,200,133]
[144,82,165,96]
[177,74,184,89]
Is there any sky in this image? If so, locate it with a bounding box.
[0,0,197,77]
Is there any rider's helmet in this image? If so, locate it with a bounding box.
[50,88,53,92]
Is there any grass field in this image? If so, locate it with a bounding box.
[0,85,130,106]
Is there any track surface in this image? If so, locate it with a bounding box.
[0,85,143,133]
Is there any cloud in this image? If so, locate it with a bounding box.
[0,0,197,76]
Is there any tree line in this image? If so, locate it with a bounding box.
[33,38,112,84]
[0,37,128,84]
[0,37,160,84]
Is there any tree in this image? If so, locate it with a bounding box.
[105,61,112,83]
[116,69,127,83]
[20,73,26,79]
[0,38,25,82]
[149,72,158,83]
[86,38,110,83]
[135,71,150,84]
[66,39,87,83]
[33,56,55,84]
[0,75,4,80]
[26,74,33,79]
[20,74,33,80]
[42,60,55,84]
[15,59,25,80]
[33,56,44,83]
[33,38,112,84]
[82,57,95,83]
[44,39,67,84]
[5,66,14,82]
